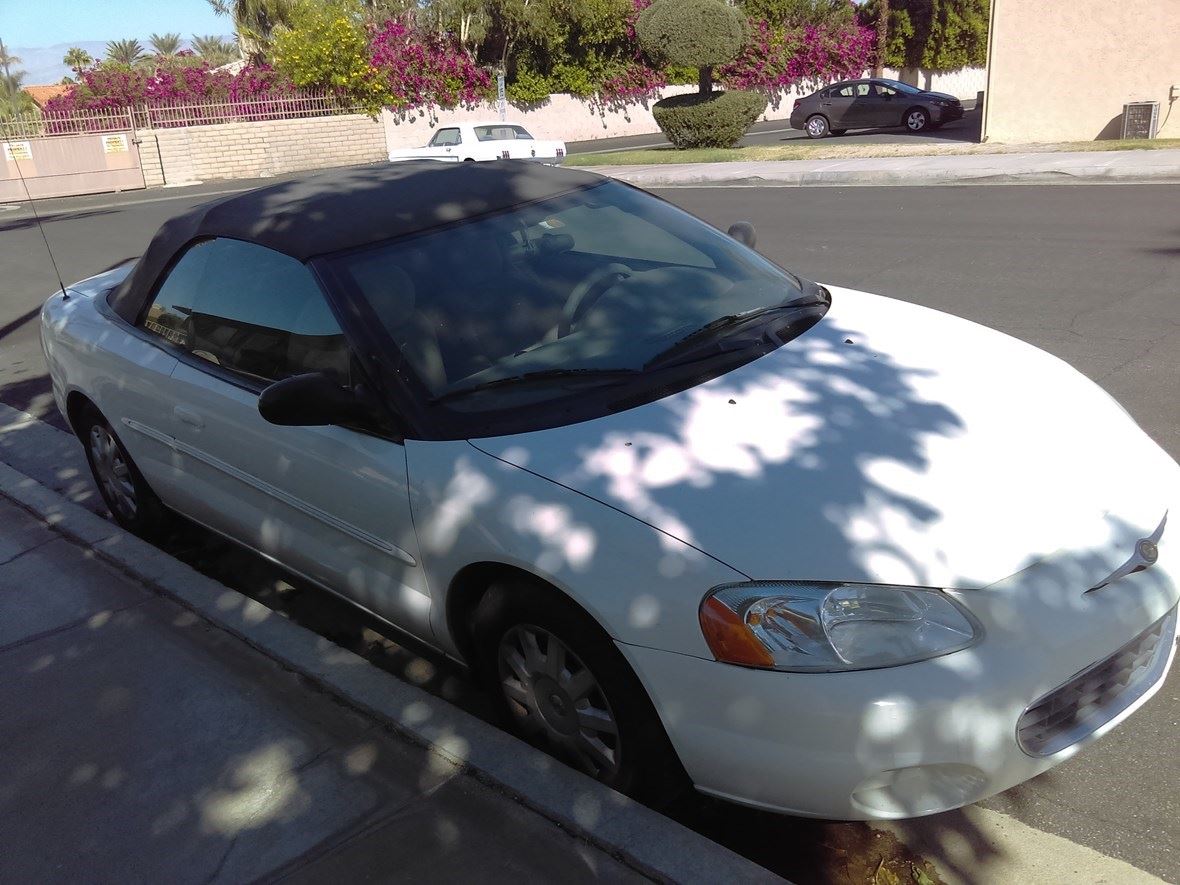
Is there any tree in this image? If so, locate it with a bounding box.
[207,0,296,59]
[637,0,746,94]
[858,0,988,71]
[149,33,184,56]
[192,34,240,66]
[0,41,33,118]
[63,47,94,73]
[105,38,148,66]
[739,0,854,28]
[271,2,392,111]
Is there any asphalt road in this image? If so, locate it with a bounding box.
[1,180,1178,881]
[565,105,981,154]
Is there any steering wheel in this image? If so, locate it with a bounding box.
[558,263,631,338]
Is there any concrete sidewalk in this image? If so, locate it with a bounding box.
[579,148,1180,187]
[0,497,646,882]
[0,402,778,884]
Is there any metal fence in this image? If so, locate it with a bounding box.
[1,92,365,140]
[2,106,137,139]
[144,92,364,128]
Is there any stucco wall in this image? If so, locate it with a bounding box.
[152,113,387,183]
[984,0,1180,142]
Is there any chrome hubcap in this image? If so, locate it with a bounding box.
[89,425,136,520]
[497,625,620,779]
[908,112,925,130]
[807,118,824,136]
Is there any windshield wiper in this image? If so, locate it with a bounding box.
[644,301,823,371]
[431,368,640,404]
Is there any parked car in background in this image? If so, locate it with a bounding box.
[388,121,566,164]
[41,162,1179,820]
[790,78,964,138]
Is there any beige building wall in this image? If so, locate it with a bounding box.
[984,0,1180,143]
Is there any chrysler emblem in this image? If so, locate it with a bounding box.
[1087,513,1167,593]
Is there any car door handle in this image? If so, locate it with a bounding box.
[174,407,204,430]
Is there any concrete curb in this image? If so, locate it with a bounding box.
[576,158,1180,188]
[0,457,780,884]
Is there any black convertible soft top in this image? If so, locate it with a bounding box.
[108,160,603,323]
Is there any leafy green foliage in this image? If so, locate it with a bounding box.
[738,0,853,28]
[191,35,240,66]
[652,89,766,147]
[858,0,989,71]
[104,39,148,67]
[506,66,552,103]
[149,33,184,56]
[271,2,391,112]
[636,0,747,72]
[63,47,95,73]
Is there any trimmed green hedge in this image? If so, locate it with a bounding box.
[636,0,746,70]
[652,90,768,149]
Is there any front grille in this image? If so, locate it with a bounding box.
[1017,607,1176,757]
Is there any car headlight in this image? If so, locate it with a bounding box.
[699,581,981,672]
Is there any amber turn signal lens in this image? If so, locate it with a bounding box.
[699,596,776,668]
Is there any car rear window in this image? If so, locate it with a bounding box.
[474,125,534,141]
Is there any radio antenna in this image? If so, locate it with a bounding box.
[11,150,68,298]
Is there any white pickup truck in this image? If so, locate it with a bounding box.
[388,121,567,165]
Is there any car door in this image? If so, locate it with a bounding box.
[819,83,856,127]
[872,83,903,126]
[845,81,885,129]
[136,237,434,639]
[427,127,462,159]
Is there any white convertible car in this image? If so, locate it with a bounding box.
[42,161,1178,819]
[388,121,566,164]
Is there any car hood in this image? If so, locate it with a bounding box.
[471,287,1177,590]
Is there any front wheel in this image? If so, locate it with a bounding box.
[78,404,171,539]
[905,107,930,132]
[805,114,830,139]
[473,580,687,803]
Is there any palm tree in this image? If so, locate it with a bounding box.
[191,34,240,67]
[63,46,94,73]
[0,39,21,81]
[149,32,183,56]
[206,0,294,59]
[105,38,147,67]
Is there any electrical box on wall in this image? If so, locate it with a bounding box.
[1121,101,1159,139]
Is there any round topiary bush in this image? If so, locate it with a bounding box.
[637,0,747,94]
[652,89,768,148]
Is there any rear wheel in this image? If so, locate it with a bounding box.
[904,107,930,132]
[473,579,687,803]
[78,404,170,539]
[805,114,830,138]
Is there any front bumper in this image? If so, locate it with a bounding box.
[933,104,964,123]
[620,549,1178,820]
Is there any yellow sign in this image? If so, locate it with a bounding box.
[3,141,32,161]
[102,134,129,154]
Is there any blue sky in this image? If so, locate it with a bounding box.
[4,0,226,47]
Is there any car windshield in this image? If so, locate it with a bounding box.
[328,180,826,417]
[876,79,924,95]
[474,124,534,141]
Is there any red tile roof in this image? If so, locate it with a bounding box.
[22,84,71,108]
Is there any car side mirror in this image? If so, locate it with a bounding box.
[258,372,369,427]
[727,222,757,249]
